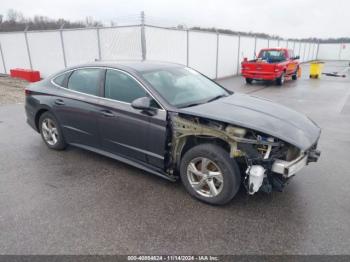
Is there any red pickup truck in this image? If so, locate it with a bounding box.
[241,48,300,86]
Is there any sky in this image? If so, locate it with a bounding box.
[0,0,348,39]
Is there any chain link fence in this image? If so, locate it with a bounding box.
[0,23,340,79]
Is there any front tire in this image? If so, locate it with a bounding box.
[276,72,285,86]
[39,111,67,150]
[180,144,241,205]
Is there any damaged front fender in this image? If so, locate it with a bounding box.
[167,113,319,195]
[168,114,281,173]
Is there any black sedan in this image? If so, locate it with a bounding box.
[25,62,321,205]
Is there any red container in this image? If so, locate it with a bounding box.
[10,68,41,82]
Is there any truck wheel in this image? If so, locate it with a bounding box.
[180,144,241,205]
[245,78,253,84]
[276,72,285,86]
[292,69,298,80]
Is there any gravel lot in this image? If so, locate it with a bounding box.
[0,76,27,105]
[0,62,350,255]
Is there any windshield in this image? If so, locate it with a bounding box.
[258,50,286,63]
[141,67,230,108]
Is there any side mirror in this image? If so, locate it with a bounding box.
[131,96,155,115]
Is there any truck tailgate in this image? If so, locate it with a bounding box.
[242,62,276,73]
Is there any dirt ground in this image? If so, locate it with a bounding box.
[0,76,27,105]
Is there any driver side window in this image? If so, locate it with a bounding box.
[105,69,147,103]
[104,69,161,109]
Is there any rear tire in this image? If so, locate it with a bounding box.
[276,72,285,86]
[245,78,253,84]
[292,69,298,80]
[180,144,241,205]
[39,111,67,150]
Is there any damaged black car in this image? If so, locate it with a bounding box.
[25,62,321,205]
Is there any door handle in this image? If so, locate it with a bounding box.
[55,99,65,105]
[101,110,115,117]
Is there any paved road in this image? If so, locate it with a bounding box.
[0,62,350,255]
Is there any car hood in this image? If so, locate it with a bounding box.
[178,93,321,150]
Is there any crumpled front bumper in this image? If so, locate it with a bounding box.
[272,149,321,178]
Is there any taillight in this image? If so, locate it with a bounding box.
[25,89,32,96]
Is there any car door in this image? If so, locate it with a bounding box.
[98,69,167,169]
[52,68,104,148]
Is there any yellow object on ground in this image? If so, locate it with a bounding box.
[309,61,324,79]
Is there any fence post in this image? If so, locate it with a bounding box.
[0,42,7,74]
[253,36,257,58]
[338,42,343,60]
[305,42,308,61]
[186,29,189,66]
[24,26,33,70]
[215,31,219,79]
[316,40,320,60]
[96,27,102,60]
[308,42,311,61]
[140,11,147,61]
[312,42,317,60]
[59,24,67,67]
[236,33,241,75]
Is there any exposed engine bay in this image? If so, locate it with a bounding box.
[167,113,321,195]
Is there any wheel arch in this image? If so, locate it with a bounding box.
[176,135,231,171]
[34,105,55,132]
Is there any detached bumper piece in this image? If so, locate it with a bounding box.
[272,149,321,178]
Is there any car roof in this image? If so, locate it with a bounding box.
[260,47,289,51]
[69,61,185,73]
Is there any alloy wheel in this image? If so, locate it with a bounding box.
[41,118,58,146]
[186,157,224,198]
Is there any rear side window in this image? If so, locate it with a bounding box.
[67,68,101,96]
[105,69,147,103]
[52,72,70,87]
